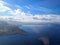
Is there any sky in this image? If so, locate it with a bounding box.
[0,0,60,22]
[2,0,60,15]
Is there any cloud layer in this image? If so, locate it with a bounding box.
[0,0,60,23]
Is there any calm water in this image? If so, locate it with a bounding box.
[0,24,60,45]
[0,25,43,45]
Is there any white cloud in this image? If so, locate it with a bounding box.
[0,14,60,23]
[25,6,31,9]
[0,0,13,15]
[0,5,11,12]
[0,1,10,12]
[0,0,60,23]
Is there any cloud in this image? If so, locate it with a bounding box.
[0,0,14,16]
[0,14,60,23]
[25,5,31,9]
[0,0,60,23]
[0,1,11,12]
[0,5,11,12]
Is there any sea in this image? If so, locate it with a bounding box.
[0,23,60,45]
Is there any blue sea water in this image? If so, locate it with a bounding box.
[0,24,60,45]
[0,25,43,45]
